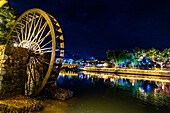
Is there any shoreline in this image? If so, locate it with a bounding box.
[79,67,170,76]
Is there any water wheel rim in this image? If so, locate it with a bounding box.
[6,8,64,97]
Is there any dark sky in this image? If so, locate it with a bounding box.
[9,0,170,58]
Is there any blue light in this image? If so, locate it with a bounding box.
[146,84,151,92]
[90,57,94,60]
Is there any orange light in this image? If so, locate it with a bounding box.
[0,0,7,8]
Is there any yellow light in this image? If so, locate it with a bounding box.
[0,0,7,7]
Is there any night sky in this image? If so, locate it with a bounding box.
[9,0,170,58]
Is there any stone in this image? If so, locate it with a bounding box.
[0,55,8,60]
[0,45,28,98]
[0,95,42,112]
[0,76,3,81]
[45,85,73,101]
[0,68,6,76]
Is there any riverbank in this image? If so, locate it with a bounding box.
[79,67,170,76]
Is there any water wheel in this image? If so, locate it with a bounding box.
[6,8,64,97]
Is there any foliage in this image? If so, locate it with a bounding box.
[106,49,114,62]
[155,51,163,62]
[106,49,128,66]
[0,4,19,44]
[118,50,128,64]
[106,47,170,68]
[133,47,146,61]
[146,48,159,60]
[126,52,137,66]
[162,48,170,62]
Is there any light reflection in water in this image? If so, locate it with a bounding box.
[58,71,170,107]
[41,71,170,113]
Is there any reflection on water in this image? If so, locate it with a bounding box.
[41,71,170,113]
[86,72,170,106]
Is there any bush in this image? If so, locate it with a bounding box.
[0,4,19,44]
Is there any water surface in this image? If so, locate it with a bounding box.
[41,71,170,113]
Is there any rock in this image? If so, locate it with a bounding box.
[0,95,42,112]
[0,45,28,98]
[45,85,73,101]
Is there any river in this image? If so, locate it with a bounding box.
[40,71,170,113]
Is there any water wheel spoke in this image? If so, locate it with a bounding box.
[27,12,35,41]
[40,40,52,49]
[34,55,50,65]
[36,22,48,42]
[27,67,31,94]
[37,70,44,80]
[29,15,42,43]
[34,61,49,80]
[33,59,44,80]
[36,47,62,53]
[24,14,29,40]
[40,58,50,65]
[25,75,29,95]
[27,64,37,88]
[43,49,61,53]
[33,61,37,85]
[20,20,24,41]
[13,29,21,43]
[36,16,43,39]
[37,30,51,45]
[33,15,36,34]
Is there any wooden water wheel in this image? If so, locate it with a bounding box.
[6,8,64,97]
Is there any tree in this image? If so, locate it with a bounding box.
[133,47,146,61]
[162,48,170,62]
[133,47,146,68]
[126,52,137,67]
[0,4,19,44]
[118,50,128,66]
[146,48,159,61]
[106,49,128,68]
[155,51,163,62]
[106,50,113,61]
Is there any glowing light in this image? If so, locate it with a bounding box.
[162,84,165,89]
[0,0,7,7]
[146,84,151,92]
[132,82,134,86]
[13,43,18,47]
